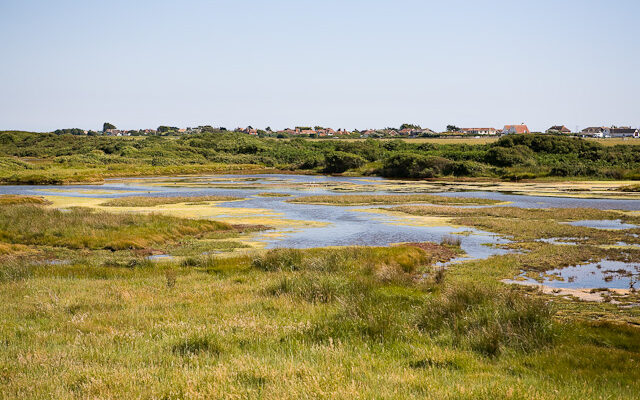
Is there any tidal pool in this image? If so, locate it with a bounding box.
[564,219,638,230]
[2,174,640,261]
[513,260,640,290]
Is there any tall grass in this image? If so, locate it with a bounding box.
[1,243,638,398]
[416,283,556,356]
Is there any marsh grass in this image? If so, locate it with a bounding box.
[2,244,640,398]
[1,193,640,397]
[440,234,462,247]
[255,192,292,197]
[0,259,37,282]
[0,195,51,205]
[392,205,640,245]
[0,204,245,250]
[287,194,502,206]
[101,195,241,207]
[416,283,556,356]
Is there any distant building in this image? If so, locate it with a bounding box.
[502,124,530,134]
[581,127,610,138]
[461,128,498,135]
[104,129,122,136]
[409,128,435,137]
[240,127,258,135]
[546,125,571,134]
[610,127,639,138]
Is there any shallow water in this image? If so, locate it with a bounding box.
[2,174,640,261]
[564,219,638,230]
[146,254,175,261]
[514,260,640,290]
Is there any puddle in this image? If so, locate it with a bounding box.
[40,259,71,265]
[564,219,638,230]
[511,260,640,290]
[537,237,580,246]
[145,254,175,262]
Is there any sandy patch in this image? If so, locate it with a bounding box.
[501,279,631,303]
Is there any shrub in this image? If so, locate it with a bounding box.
[381,152,457,178]
[484,145,535,167]
[323,151,366,173]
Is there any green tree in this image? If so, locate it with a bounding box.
[399,123,421,130]
[103,122,116,131]
[157,126,179,133]
[446,125,461,132]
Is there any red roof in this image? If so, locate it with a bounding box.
[504,124,530,134]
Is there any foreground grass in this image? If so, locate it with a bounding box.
[1,246,639,399]
[101,195,241,207]
[287,194,502,206]
[1,196,640,398]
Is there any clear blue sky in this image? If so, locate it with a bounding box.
[1,0,638,132]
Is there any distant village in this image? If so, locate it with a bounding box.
[59,122,640,139]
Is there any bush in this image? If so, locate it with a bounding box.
[323,151,366,173]
[484,145,535,167]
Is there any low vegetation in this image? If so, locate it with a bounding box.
[101,195,241,207]
[391,205,640,245]
[0,194,50,205]
[0,204,248,250]
[1,131,640,183]
[620,183,640,192]
[1,240,639,398]
[287,193,502,206]
[1,193,640,397]
[255,192,292,197]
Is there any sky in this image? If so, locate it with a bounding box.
[1,0,639,132]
